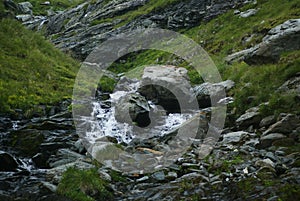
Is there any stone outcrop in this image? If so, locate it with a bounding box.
[138,65,195,112]
[10,0,253,60]
[226,19,300,64]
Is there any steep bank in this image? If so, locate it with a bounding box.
[0,17,79,117]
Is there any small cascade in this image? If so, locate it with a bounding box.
[84,81,193,145]
[18,158,35,172]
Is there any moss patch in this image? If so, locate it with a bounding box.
[57,167,113,201]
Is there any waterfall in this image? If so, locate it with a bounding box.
[84,81,193,145]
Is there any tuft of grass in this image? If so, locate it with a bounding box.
[57,167,113,201]
[0,18,80,115]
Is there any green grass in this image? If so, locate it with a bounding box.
[104,0,300,117]
[0,18,79,116]
[57,167,113,201]
[1,0,300,118]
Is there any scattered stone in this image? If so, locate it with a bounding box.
[258,133,286,148]
[265,152,277,162]
[193,80,235,108]
[98,169,112,182]
[136,176,149,182]
[152,171,165,181]
[166,172,177,180]
[221,131,249,144]
[259,115,276,128]
[18,2,33,14]
[15,14,32,22]
[0,151,18,171]
[41,181,57,192]
[41,1,51,6]
[239,9,258,18]
[255,158,275,169]
[263,114,300,135]
[48,149,84,168]
[236,106,261,128]
[74,139,86,154]
[277,75,300,94]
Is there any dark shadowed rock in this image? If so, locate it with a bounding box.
[0,151,18,171]
[277,74,300,94]
[259,115,276,128]
[9,129,44,157]
[258,133,286,149]
[263,114,300,135]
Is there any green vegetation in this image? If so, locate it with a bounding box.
[57,167,113,201]
[0,18,79,115]
[234,178,300,201]
[184,0,300,116]
[105,0,300,117]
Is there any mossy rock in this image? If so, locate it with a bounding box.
[57,167,113,201]
[9,129,44,157]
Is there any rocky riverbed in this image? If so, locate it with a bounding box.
[1,0,300,200]
[1,66,299,201]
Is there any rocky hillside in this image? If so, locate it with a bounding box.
[0,0,300,201]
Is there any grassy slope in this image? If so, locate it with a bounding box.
[185,0,300,115]
[0,18,79,116]
[105,0,300,117]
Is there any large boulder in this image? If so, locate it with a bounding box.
[226,19,300,64]
[138,65,195,113]
[114,93,151,127]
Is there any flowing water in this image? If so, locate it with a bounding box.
[84,82,193,145]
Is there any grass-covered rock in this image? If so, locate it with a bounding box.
[57,167,113,201]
